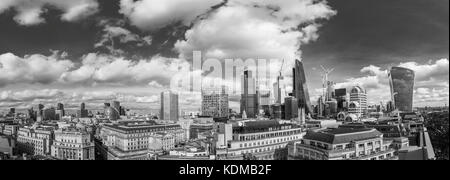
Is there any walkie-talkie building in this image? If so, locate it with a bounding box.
[293,60,313,115]
[389,67,415,112]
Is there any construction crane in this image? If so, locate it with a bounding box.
[320,65,335,101]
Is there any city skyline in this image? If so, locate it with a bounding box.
[0,0,449,113]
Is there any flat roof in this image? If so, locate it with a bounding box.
[304,128,383,144]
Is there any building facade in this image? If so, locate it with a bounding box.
[293,60,313,115]
[202,86,229,118]
[17,127,54,156]
[160,91,179,121]
[100,121,185,160]
[349,86,368,117]
[284,97,299,120]
[241,69,259,118]
[288,128,397,160]
[51,129,95,160]
[389,67,415,112]
[216,121,304,160]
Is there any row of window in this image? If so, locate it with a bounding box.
[238,129,301,141]
[239,135,300,148]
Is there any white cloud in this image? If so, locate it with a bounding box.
[94,20,153,55]
[0,52,192,88]
[399,58,449,82]
[175,0,337,73]
[0,52,74,87]
[119,0,223,31]
[0,0,99,26]
[0,89,64,102]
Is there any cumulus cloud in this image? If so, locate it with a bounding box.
[0,0,99,26]
[0,89,65,102]
[119,0,223,31]
[0,52,190,87]
[95,19,153,55]
[176,0,336,63]
[0,52,74,87]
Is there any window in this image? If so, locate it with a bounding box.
[358,144,364,148]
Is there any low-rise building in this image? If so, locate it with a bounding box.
[0,135,16,159]
[51,128,95,160]
[16,127,54,156]
[216,121,304,160]
[99,121,185,160]
[288,128,397,160]
[2,124,20,137]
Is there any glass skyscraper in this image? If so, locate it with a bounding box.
[160,91,179,121]
[293,60,313,115]
[389,67,415,112]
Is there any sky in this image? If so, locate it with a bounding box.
[0,0,448,113]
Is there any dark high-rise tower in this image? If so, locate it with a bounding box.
[160,91,179,121]
[240,69,259,118]
[293,60,313,115]
[389,67,415,112]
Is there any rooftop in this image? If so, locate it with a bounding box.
[304,128,383,144]
[103,121,181,132]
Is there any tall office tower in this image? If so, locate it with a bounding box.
[273,74,286,104]
[284,97,299,120]
[9,108,15,115]
[259,89,272,116]
[38,104,45,116]
[293,60,313,123]
[119,106,126,116]
[43,107,56,121]
[202,86,229,118]
[389,67,415,112]
[335,88,348,112]
[349,86,368,117]
[55,103,65,120]
[317,96,325,117]
[386,101,395,112]
[57,103,64,111]
[77,102,89,118]
[80,102,86,111]
[326,81,336,101]
[160,91,179,121]
[240,69,259,118]
[111,101,121,118]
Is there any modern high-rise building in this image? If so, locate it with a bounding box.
[77,102,89,118]
[160,91,179,121]
[349,86,368,117]
[202,86,229,118]
[293,60,313,115]
[326,81,336,101]
[240,70,259,118]
[43,107,56,121]
[55,103,65,120]
[389,67,415,112]
[335,88,348,112]
[285,97,299,120]
[273,74,286,104]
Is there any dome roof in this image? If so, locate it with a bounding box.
[351,86,366,94]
